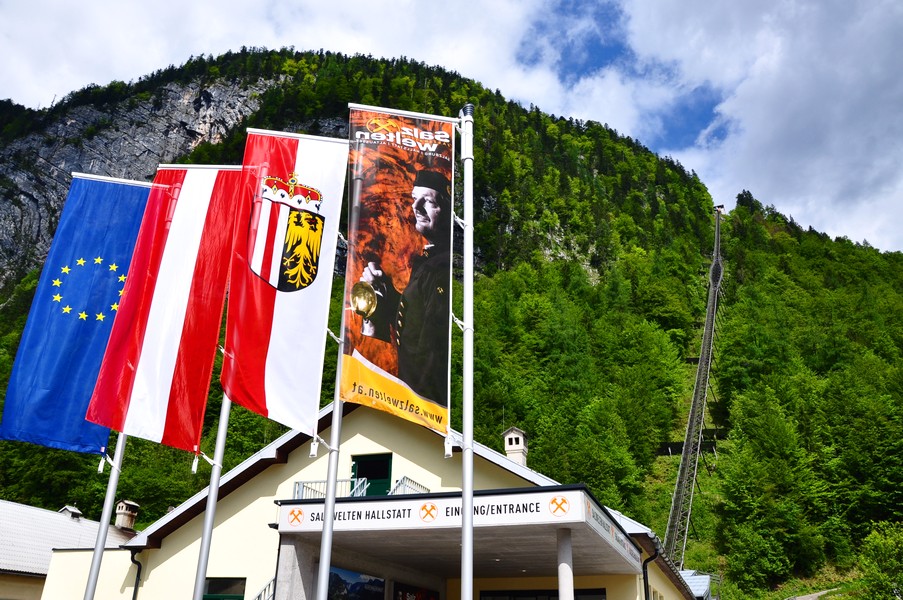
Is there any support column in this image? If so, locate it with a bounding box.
[557,528,574,600]
[275,538,317,600]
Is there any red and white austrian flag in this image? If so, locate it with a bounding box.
[87,165,241,451]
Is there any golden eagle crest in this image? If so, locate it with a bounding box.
[249,173,325,292]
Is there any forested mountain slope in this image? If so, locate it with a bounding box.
[1,48,901,597]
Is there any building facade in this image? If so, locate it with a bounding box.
[39,404,698,600]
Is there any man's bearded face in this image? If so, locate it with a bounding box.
[411,186,445,243]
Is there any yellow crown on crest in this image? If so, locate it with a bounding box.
[263,173,323,211]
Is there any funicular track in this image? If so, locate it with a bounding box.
[664,207,724,569]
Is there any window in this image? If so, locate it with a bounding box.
[351,453,393,496]
[203,577,246,600]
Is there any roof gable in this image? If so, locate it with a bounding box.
[127,402,555,548]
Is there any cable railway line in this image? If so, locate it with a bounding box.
[663,206,724,569]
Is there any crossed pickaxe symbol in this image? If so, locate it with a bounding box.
[367,118,400,134]
[420,503,438,522]
[550,497,569,516]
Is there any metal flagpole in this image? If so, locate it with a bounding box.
[192,395,233,600]
[315,388,343,600]
[84,432,127,600]
[460,103,475,600]
[315,139,364,600]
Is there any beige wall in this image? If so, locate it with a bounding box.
[335,407,538,493]
[448,574,642,600]
[41,549,137,600]
[447,564,690,600]
[41,406,537,600]
[0,572,44,600]
[643,556,688,600]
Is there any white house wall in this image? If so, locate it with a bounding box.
[335,408,536,493]
[645,556,688,600]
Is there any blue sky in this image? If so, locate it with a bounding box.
[2,0,902,250]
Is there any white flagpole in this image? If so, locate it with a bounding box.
[192,395,233,600]
[84,432,127,600]
[460,103,475,600]
[315,139,364,600]
[315,389,343,600]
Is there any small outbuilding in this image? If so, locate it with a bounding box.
[0,499,135,600]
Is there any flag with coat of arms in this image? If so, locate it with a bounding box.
[221,129,349,434]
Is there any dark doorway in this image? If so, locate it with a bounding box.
[351,453,392,496]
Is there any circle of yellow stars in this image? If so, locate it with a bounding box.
[50,255,127,322]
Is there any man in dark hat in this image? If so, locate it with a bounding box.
[408,169,451,244]
[360,169,451,407]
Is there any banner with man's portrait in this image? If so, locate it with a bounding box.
[340,104,456,434]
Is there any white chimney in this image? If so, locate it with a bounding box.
[115,500,140,530]
[503,426,528,466]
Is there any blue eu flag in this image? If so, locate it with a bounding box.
[0,174,150,453]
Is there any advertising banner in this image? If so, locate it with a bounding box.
[394,582,439,600]
[340,105,456,434]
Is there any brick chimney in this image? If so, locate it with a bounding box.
[114,500,139,530]
[503,426,528,466]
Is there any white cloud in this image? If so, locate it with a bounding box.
[622,0,786,88]
[556,67,678,141]
[2,0,271,107]
[621,0,903,249]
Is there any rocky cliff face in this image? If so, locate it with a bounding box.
[0,78,274,295]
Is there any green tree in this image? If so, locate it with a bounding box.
[859,521,903,598]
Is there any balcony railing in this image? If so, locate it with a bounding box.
[293,476,429,499]
[251,578,275,600]
[388,476,430,495]
[293,478,369,499]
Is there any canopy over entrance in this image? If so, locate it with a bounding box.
[276,485,642,578]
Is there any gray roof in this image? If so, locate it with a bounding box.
[606,506,654,536]
[679,570,712,600]
[0,499,135,576]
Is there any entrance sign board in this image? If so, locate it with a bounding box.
[277,488,641,566]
